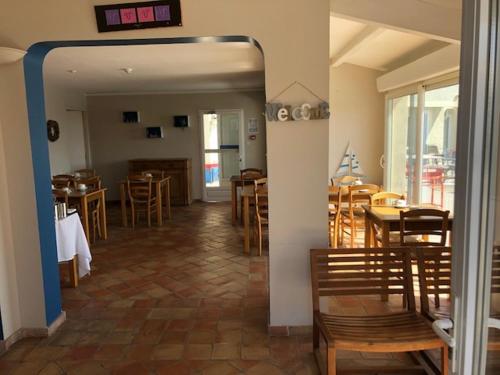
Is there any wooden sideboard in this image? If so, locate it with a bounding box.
[128,158,192,206]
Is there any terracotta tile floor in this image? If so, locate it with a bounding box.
[0,202,433,374]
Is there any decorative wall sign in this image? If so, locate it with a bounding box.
[95,1,182,33]
[265,81,330,122]
[47,120,60,142]
[248,118,259,135]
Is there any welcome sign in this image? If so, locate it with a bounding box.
[95,1,182,33]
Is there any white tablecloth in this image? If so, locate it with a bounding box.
[55,214,92,278]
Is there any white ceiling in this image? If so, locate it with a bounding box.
[330,16,450,71]
[43,42,265,94]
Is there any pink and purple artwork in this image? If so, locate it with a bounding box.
[154,5,171,21]
[105,9,121,25]
[137,6,155,22]
[120,8,137,24]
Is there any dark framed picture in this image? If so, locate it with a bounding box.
[123,111,140,123]
[146,127,164,139]
[95,1,182,33]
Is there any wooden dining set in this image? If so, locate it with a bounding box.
[230,168,268,256]
[311,178,463,374]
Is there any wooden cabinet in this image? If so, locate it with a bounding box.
[129,159,192,206]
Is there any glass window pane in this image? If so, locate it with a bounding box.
[204,152,220,187]
[388,94,418,201]
[486,128,500,373]
[203,114,219,150]
[422,84,459,211]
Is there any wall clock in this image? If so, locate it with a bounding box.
[47,120,60,142]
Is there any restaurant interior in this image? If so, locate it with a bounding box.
[1,1,499,374]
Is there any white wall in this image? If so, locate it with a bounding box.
[44,82,87,175]
[330,63,385,185]
[0,0,329,333]
[86,90,266,200]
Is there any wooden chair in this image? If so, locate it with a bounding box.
[143,169,165,179]
[310,247,449,375]
[400,209,450,247]
[416,246,452,319]
[370,192,406,247]
[417,246,500,352]
[52,178,71,189]
[75,168,96,178]
[52,189,69,206]
[340,184,380,247]
[127,175,156,228]
[328,186,345,248]
[77,176,101,190]
[254,185,268,256]
[240,168,264,223]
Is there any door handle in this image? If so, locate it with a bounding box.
[432,318,456,347]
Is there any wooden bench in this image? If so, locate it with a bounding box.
[310,247,449,374]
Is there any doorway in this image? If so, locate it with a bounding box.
[200,109,245,201]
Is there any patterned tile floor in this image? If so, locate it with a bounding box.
[0,202,431,374]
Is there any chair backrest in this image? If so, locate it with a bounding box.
[400,208,450,246]
[347,184,380,210]
[78,176,101,190]
[334,175,359,186]
[310,247,415,313]
[416,246,452,317]
[52,178,71,189]
[491,245,500,296]
[241,168,263,181]
[328,185,345,213]
[52,189,69,206]
[75,169,96,178]
[127,175,152,203]
[255,187,268,222]
[370,192,405,205]
[143,169,165,179]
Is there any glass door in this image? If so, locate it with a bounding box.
[422,84,459,211]
[202,110,242,201]
[387,93,418,202]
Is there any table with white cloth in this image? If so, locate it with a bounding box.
[55,213,92,287]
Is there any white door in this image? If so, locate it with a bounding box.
[201,110,244,201]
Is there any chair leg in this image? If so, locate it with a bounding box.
[327,346,336,375]
[441,345,449,375]
[313,320,319,350]
[350,221,354,248]
[258,223,263,256]
[131,204,135,229]
[147,205,151,227]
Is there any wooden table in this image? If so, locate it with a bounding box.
[363,205,453,247]
[241,185,268,254]
[68,188,108,241]
[119,176,171,227]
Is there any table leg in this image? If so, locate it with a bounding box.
[243,195,250,254]
[68,256,78,288]
[81,196,90,241]
[232,181,237,225]
[120,183,127,227]
[156,182,162,226]
[165,179,171,219]
[364,214,372,248]
[99,190,108,240]
[381,222,390,302]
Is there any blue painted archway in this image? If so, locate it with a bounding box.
[24,36,264,326]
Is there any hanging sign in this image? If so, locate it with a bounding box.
[264,81,330,122]
[95,1,182,33]
[265,102,330,122]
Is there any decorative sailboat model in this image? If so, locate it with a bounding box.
[335,144,365,184]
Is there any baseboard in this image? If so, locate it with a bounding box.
[268,325,312,336]
[0,311,66,356]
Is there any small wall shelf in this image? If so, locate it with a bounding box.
[0,47,26,65]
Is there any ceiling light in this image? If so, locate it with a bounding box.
[121,67,134,74]
[67,69,77,74]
